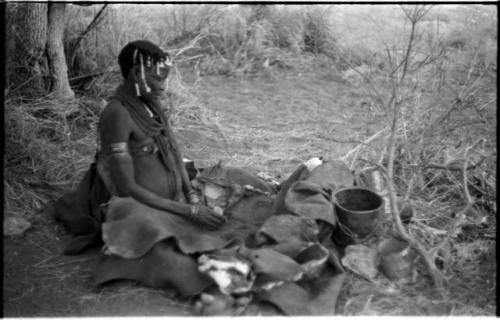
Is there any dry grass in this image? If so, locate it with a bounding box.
[4,97,96,222]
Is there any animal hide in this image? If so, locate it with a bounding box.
[52,162,109,254]
[94,239,213,298]
[95,185,276,297]
[102,197,232,259]
[90,161,351,314]
[273,160,354,227]
[258,265,346,315]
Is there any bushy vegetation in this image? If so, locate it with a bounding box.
[62,4,339,82]
[4,4,497,316]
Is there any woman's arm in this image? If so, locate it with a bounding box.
[108,150,189,214]
[99,102,225,229]
[108,151,225,230]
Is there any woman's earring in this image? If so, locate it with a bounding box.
[139,54,151,93]
[134,82,140,97]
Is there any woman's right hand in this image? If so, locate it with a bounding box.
[189,205,227,230]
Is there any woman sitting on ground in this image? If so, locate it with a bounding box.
[53,40,226,255]
[97,40,226,230]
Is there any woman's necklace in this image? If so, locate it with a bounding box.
[143,103,154,118]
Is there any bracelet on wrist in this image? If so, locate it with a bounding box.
[187,190,201,204]
[190,204,199,217]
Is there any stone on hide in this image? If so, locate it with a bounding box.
[203,182,229,209]
[4,216,31,237]
[195,292,234,315]
[213,206,224,215]
[341,244,379,280]
[253,278,285,292]
[198,253,255,295]
[195,292,252,316]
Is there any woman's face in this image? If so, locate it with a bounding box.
[134,59,171,99]
[143,69,168,98]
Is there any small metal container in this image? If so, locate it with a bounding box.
[377,237,414,281]
[295,243,329,280]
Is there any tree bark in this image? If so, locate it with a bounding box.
[47,3,74,99]
[8,3,48,95]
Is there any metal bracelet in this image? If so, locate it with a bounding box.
[190,205,199,217]
[109,142,129,155]
[187,191,201,204]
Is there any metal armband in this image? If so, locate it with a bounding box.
[109,142,130,156]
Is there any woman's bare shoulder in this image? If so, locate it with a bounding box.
[101,99,131,124]
[98,99,136,143]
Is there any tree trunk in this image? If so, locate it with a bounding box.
[8,3,48,95]
[47,3,74,99]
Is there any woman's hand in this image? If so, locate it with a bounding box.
[189,205,227,230]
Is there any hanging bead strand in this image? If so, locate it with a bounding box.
[139,53,151,93]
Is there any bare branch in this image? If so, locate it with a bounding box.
[478,97,497,111]
[400,17,416,81]
[71,4,108,53]
[430,138,485,268]
[462,138,485,203]
[408,46,448,73]
[170,32,215,58]
[424,156,487,172]
[358,158,388,176]
[341,127,389,161]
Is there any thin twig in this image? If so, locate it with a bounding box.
[170,33,216,59]
[341,127,388,161]
[71,4,108,53]
[400,12,416,81]
[358,158,388,176]
[424,156,487,172]
[478,97,496,111]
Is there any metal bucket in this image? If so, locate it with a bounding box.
[294,243,329,280]
[332,187,384,246]
[377,237,413,281]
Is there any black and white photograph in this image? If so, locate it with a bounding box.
[3,2,497,317]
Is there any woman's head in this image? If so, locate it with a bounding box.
[118,40,172,98]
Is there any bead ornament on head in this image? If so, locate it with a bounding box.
[124,44,173,97]
[138,52,151,94]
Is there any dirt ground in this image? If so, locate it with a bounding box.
[3,70,493,316]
